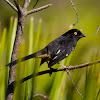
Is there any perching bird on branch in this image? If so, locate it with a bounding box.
[6,29,86,68]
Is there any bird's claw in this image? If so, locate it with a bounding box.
[49,68,54,76]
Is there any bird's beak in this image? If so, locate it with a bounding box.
[81,34,86,37]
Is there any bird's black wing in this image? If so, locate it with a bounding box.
[48,43,74,68]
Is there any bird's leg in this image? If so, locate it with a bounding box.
[49,68,54,76]
[47,61,54,76]
[58,63,69,69]
[58,63,70,74]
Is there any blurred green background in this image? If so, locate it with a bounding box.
[0,0,100,100]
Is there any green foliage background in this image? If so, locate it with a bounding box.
[0,0,100,100]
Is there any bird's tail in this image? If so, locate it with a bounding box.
[6,48,47,67]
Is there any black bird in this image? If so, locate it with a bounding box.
[6,29,86,68]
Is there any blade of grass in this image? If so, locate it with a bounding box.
[49,59,66,100]
[5,17,17,93]
[34,18,42,52]
[13,43,26,100]
[6,17,14,63]
[86,54,98,100]
[0,21,1,38]
[97,73,100,100]
[0,28,7,65]
[0,28,7,100]
[30,18,42,99]
[25,17,34,100]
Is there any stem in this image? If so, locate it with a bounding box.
[4,0,18,12]
[27,4,52,15]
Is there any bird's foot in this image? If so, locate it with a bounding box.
[58,63,69,69]
[49,68,54,76]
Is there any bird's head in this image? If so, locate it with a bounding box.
[65,29,86,41]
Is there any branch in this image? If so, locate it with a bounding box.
[13,0,21,11]
[20,59,100,83]
[4,0,18,12]
[7,59,100,95]
[23,0,31,9]
[69,0,79,26]
[33,94,50,100]
[95,25,100,35]
[27,4,52,15]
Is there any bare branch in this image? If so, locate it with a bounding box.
[95,25,100,35]
[33,94,50,100]
[27,4,52,15]
[23,0,31,9]
[13,0,21,11]
[20,59,100,83]
[7,59,100,95]
[68,60,100,70]
[4,0,18,12]
[69,0,79,26]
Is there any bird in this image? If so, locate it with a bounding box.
[6,29,86,68]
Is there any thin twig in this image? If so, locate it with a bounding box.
[27,4,52,15]
[4,0,18,12]
[58,63,85,99]
[33,0,39,8]
[13,0,21,11]
[69,0,79,26]
[33,94,50,100]
[95,25,100,35]
[66,69,85,99]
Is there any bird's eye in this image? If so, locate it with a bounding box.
[74,32,77,35]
